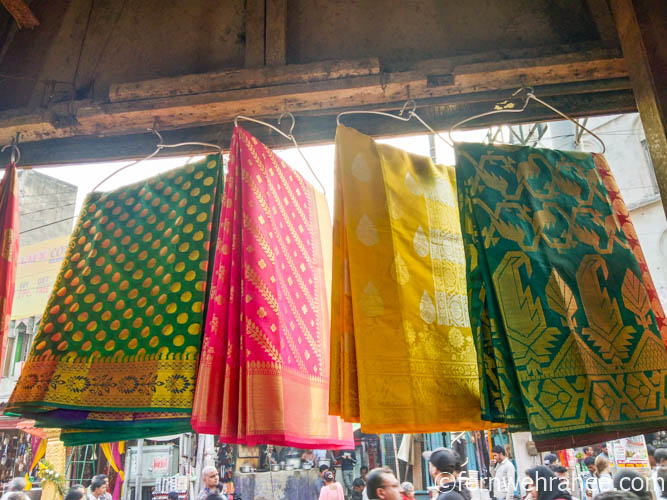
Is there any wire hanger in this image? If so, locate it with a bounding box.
[234,112,326,195]
[449,87,606,153]
[1,133,21,165]
[337,98,454,147]
[93,125,222,191]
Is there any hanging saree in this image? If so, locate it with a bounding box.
[0,160,19,373]
[192,126,353,448]
[330,125,495,433]
[5,155,223,444]
[593,154,667,349]
[455,142,667,449]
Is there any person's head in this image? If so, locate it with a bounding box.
[594,492,641,500]
[167,492,180,500]
[584,446,595,457]
[600,444,609,454]
[492,445,507,464]
[655,449,667,467]
[266,444,274,452]
[648,445,656,468]
[201,466,219,489]
[90,477,107,498]
[584,456,596,474]
[366,467,401,500]
[323,471,335,485]
[657,466,667,498]
[550,465,568,483]
[423,447,463,483]
[6,494,28,500]
[525,466,563,500]
[319,464,330,477]
[70,485,86,495]
[543,453,559,467]
[353,478,366,492]
[65,489,85,500]
[7,478,26,492]
[614,470,651,500]
[400,482,415,498]
[360,466,369,479]
[204,494,223,500]
[595,455,610,475]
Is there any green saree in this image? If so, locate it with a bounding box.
[455,142,667,448]
[5,155,223,444]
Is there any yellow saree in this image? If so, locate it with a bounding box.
[330,126,492,433]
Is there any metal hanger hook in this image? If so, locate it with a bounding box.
[1,134,21,165]
[399,99,417,117]
[277,111,296,136]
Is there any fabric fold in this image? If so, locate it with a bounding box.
[0,160,19,374]
[5,155,223,444]
[330,125,494,433]
[192,126,353,448]
[455,142,667,448]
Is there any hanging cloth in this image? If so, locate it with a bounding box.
[455,142,667,449]
[5,155,224,444]
[0,160,19,373]
[192,126,353,448]
[593,154,667,349]
[330,125,497,433]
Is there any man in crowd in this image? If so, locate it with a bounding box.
[336,449,357,498]
[366,467,402,500]
[579,456,597,500]
[544,454,560,467]
[88,475,111,500]
[492,446,515,500]
[352,478,366,500]
[198,466,225,500]
[357,466,369,484]
[315,464,331,498]
[423,447,471,500]
[597,444,609,460]
[652,448,667,495]
[88,477,107,500]
[0,478,25,500]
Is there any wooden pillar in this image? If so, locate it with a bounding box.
[610,0,667,217]
[265,0,287,66]
[244,0,265,67]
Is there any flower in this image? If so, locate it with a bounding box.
[165,374,190,394]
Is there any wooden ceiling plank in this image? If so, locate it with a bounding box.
[0,0,38,29]
[585,0,620,46]
[265,0,286,66]
[0,48,627,145]
[244,0,265,67]
[109,57,382,102]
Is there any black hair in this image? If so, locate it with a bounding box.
[647,445,656,457]
[366,467,394,500]
[90,477,106,492]
[92,474,108,481]
[205,494,223,500]
[65,491,85,500]
[360,466,369,473]
[167,492,180,500]
[550,465,568,474]
[594,493,641,500]
[353,478,366,488]
[614,470,651,500]
[492,445,506,456]
[655,449,667,463]
[319,464,329,472]
[584,456,596,466]
[657,467,667,498]
[70,485,85,492]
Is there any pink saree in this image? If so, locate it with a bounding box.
[192,126,353,448]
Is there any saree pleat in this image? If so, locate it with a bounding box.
[455,142,667,448]
[0,161,19,376]
[330,126,494,433]
[5,155,223,445]
[192,126,353,448]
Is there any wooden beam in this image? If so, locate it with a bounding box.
[611,0,667,217]
[12,88,635,167]
[109,57,382,102]
[265,0,286,66]
[585,0,620,46]
[244,0,265,67]
[0,47,628,145]
[0,0,39,29]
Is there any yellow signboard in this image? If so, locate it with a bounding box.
[11,236,69,320]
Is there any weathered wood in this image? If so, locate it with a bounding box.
[0,47,627,145]
[109,57,382,102]
[585,0,620,46]
[12,89,636,167]
[244,0,265,67]
[0,0,38,28]
[265,0,286,66]
[611,0,667,217]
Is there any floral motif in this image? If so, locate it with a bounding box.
[66,375,91,393]
[165,374,190,394]
[118,376,139,394]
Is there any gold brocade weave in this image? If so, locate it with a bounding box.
[330,126,493,433]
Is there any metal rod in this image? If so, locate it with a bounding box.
[134,439,144,500]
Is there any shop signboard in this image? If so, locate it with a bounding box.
[609,435,650,469]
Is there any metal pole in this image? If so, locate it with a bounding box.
[392,434,401,483]
[134,439,144,500]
